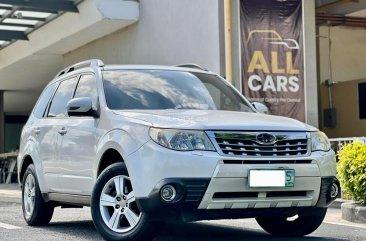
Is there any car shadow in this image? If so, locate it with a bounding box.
[46,220,103,240]
[44,219,350,241]
[154,221,349,241]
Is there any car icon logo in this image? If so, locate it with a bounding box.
[246,30,300,50]
[256,133,277,145]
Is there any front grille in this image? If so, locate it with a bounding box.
[211,132,309,157]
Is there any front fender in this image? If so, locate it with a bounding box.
[94,128,147,182]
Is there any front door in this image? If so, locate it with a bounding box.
[56,74,100,195]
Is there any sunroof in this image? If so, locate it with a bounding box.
[0,1,82,49]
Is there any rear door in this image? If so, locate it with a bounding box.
[27,83,57,191]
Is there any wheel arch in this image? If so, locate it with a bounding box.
[19,155,34,187]
[94,129,142,179]
[97,148,125,177]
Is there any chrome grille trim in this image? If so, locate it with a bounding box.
[222,159,313,164]
[207,131,310,157]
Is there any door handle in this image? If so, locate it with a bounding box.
[34,128,41,135]
[58,127,67,135]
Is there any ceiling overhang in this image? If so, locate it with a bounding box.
[316,0,366,27]
[0,0,139,114]
[0,0,82,49]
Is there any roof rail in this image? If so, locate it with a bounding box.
[175,63,208,71]
[54,59,105,79]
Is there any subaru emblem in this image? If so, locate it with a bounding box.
[256,133,277,145]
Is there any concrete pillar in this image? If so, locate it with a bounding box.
[0,91,4,153]
[303,0,319,127]
[218,0,241,90]
[230,0,242,91]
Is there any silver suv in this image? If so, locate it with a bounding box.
[18,59,339,241]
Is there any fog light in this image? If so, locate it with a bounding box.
[330,182,339,199]
[160,185,176,202]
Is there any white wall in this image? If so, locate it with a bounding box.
[64,0,221,73]
[318,25,366,137]
[318,25,366,83]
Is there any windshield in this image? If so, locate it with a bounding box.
[102,70,254,112]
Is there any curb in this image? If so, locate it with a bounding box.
[330,198,350,209]
[341,202,366,224]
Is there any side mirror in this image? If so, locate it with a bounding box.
[67,97,99,117]
[252,102,269,114]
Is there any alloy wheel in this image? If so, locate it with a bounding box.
[23,174,36,219]
[99,175,142,233]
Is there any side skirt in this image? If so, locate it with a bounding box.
[42,192,91,206]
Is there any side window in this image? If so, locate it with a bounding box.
[33,83,56,118]
[48,77,78,117]
[74,75,98,109]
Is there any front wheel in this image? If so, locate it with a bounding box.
[256,207,327,237]
[91,163,157,241]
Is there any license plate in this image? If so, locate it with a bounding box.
[248,169,295,187]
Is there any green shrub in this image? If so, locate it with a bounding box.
[337,140,366,205]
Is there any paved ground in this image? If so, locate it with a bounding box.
[0,184,366,241]
[0,184,20,204]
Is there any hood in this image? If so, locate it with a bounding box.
[113,110,317,132]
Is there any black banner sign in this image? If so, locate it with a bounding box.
[240,0,305,121]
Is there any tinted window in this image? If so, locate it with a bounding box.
[48,77,78,117]
[102,70,253,112]
[33,83,56,118]
[74,75,98,109]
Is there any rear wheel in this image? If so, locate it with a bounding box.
[91,163,157,241]
[22,164,54,226]
[256,208,327,237]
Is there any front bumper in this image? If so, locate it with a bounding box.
[135,177,339,221]
[127,140,338,220]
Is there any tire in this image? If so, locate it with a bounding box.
[22,164,54,226]
[91,163,157,241]
[256,207,327,237]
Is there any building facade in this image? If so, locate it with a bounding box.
[0,0,365,151]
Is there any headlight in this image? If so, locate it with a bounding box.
[311,131,331,152]
[149,128,215,151]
